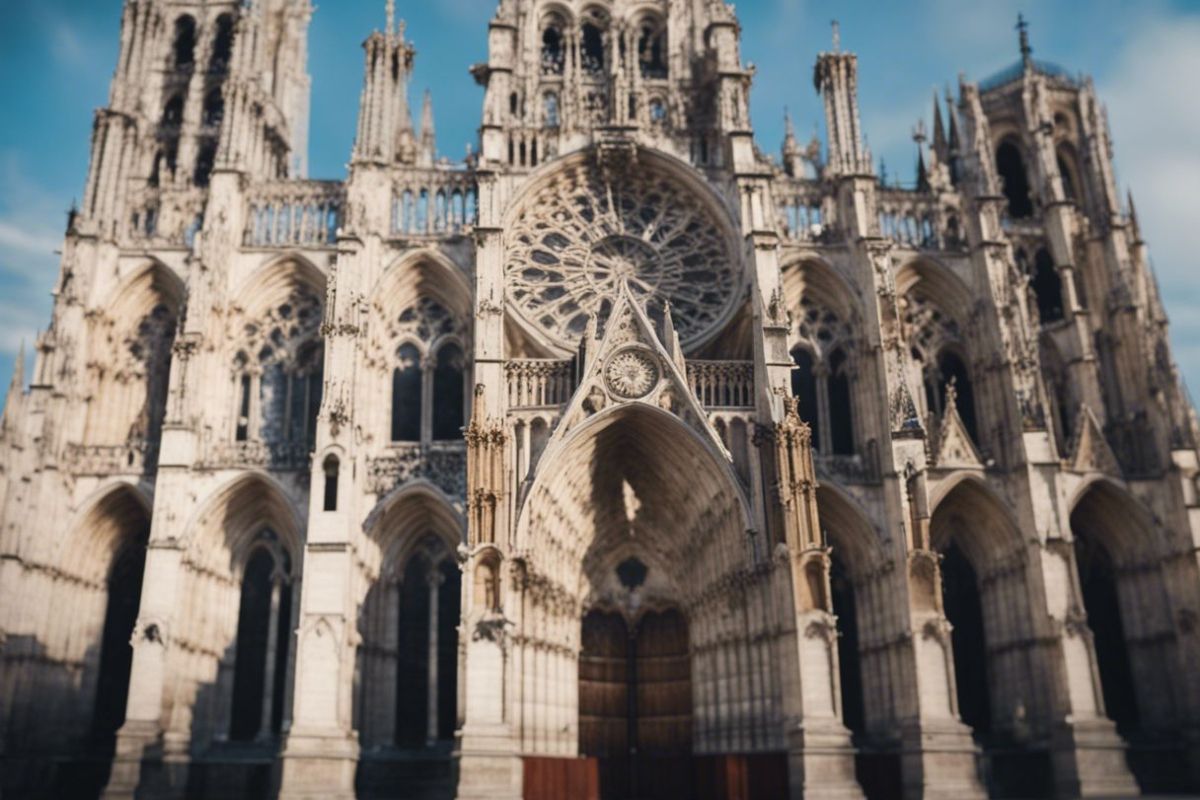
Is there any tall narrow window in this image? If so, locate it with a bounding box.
[581,20,606,76]
[828,349,855,456]
[396,555,432,747]
[202,89,224,128]
[391,344,422,442]
[541,21,565,75]
[544,92,560,128]
[161,95,185,127]
[791,348,821,451]
[996,141,1033,218]
[1031,248,1064,323]
[172,16,197,68]
[193,141,217,187]
[230,545,291,741]
[637,20,667,79]
[236,370,252,442]
[322,455,339,512]
[209,14,234,73]
[432,343,465,441]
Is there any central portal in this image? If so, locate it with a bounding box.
[579,608,692,800]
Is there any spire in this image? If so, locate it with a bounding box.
[385,0,395,38]
[913,119,929,192]
[932,91,948,162]
[1017,14,1033,68]
[352,13,415,165]
[945,85,960,151]
[814,22,872,177]
[782,107,804,176]
[10,340,25,394]
[1127,189,1142,242]
[418,89,436,166]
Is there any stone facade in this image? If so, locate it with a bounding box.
[1,2,1199,798]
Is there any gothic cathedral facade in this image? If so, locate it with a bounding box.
[2,1,1199,799]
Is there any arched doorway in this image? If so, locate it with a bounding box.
[579,606,691,800]
[1071,482,1185,791]
[515,405,784,799]
[931,478,1053,797]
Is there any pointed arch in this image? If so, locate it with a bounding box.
[816,485,883,578]
[356,484,464,752]
[183,471,305,575]
[233,252,328,318]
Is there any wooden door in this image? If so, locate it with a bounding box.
[579,611,631,798]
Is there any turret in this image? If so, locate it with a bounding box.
[352,4,417,166]
[813,23,872,178]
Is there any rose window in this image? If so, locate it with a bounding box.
[505,159,739,348]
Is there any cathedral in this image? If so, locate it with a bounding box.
[3,0,1200,798]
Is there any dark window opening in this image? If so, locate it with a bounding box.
[436,561,461,741]
[322,455,339,512]
[791,348,821,451]
[171,16,197,69]
[432,343,465,441]
[230,546,291,741]
[391,344,422,442]
[941,541,991,736]
[830,554,864,736]
[161,95,185,127]
[236,372,251,441]
[541,24,565,75]
[637,23,667,79]
[996,141,1034,218]
[91,530,148,740]
[396,555,432,747]
[581,22,605,76]
[209,14,235,73]
[509,92,519,117]
[1057,154,1078,203]
[828,349,855,456]
[193,140,217,187]
[202,89,224,128]
[1032,248,1065,323]
[1073,527,1139,734]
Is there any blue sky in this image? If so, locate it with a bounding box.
[2,0,1199,406]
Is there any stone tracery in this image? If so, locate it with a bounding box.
[504,158,739,349]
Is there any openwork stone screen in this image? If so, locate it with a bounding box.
[504,160,739,347]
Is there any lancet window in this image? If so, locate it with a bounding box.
[383,298,468,445]
[231,286,324,454]
[395,542,461,747]
[790,296,857,456]
[580,8,609,77]
[903,290,979,443]
[1029,247,1065,324]
[541,13,567,76]
[209,13,235,73]
[229,532,294,742]
[636,16,668,79]
[171,16,197,70]
[996,139,1034,219]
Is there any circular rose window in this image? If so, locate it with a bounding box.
[504,158,739,348]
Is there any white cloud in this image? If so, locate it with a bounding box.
[1100,15,1200,388]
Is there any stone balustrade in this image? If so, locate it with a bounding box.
[776,179,833,242]
[391,169,477,236]
[506,359,576,409]
[201,439,312,471]
[244,180,345,247]
[126,188,207,248]
[686,360,755,409]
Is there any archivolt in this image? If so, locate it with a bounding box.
[58,482,151,588]
[183,472,304,578]
[361,483,464,580]
[518,403,752,600]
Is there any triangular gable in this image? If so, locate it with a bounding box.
[543,280,729,459]
[931,385,983,469]
[1068,405,1121,475]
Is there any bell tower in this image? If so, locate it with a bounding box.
[474,0,754,170]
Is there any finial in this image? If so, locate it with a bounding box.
[831,20,841,52]
[385,0,395,37]
[912,118,927,145]
[1017,13,1032,64]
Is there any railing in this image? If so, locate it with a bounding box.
[202,439,312,471]
[365,445,467,500]
[687,361,755,409]
[814,452,879,485]
[877,188,967,251]
[64,441,159,476]
[506,359,575,409]
[776,179,832,242]
[391,169,477,236]
[244,180,345,247]
[126,188,206,248]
